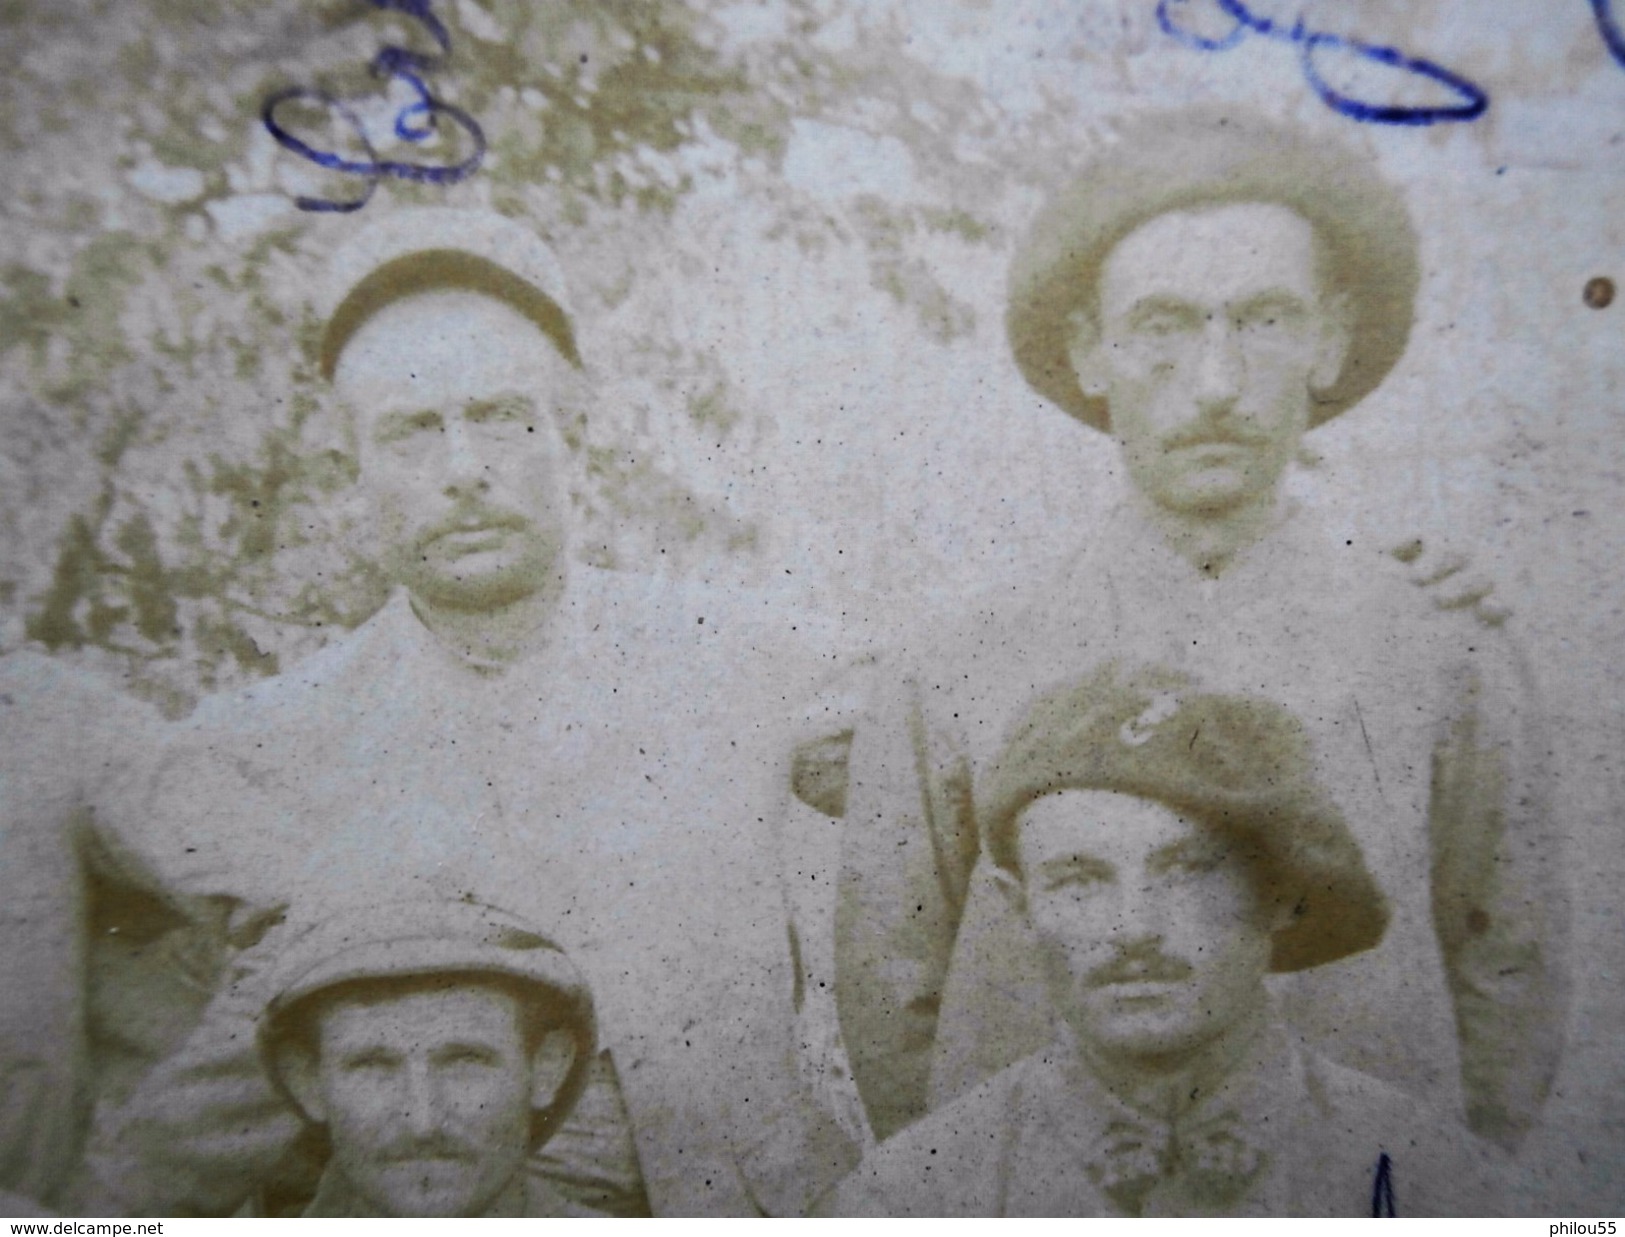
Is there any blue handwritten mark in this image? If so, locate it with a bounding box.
[262,0,486,213]
[1593,0,1625,68]
[1155,0,1488,126]
[1371,1151,1397,1217]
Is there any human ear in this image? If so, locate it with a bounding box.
[527,1029,580,1110]
[1063,308,1110,399]
[1309,290,1353,393]
[277,1043,329,1125]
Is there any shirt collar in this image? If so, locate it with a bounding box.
[1020,1016,1305,1214]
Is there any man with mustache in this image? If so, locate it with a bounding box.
[255,901,596,1217]
[837,109,1567,1150]
[835,668,1508,1216]
[64,209,853,1216]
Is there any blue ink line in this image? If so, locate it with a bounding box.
[1155,0,1488,126]
[1593,0,1625,68]
[1371,1151,1397,1217]
[261,0,486,213]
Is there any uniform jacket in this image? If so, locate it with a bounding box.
[75,567,855,1216]
[835,1021,1510,1217]
[837,493,1568,1144]
[0,653,228,1207]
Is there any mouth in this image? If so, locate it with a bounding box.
[1097,979,1182,1000]
[1171,440,1253,462]
[437,527,510,554]
[424,513,528,554]
[1088,959,1194,990]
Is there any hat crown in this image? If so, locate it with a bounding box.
[317,208,579,379]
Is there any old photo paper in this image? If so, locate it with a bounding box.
[0,0,1621,1218]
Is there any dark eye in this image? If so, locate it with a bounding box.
[1135,311,1188,337]
[466,398,533,428]
[340,1049,396,1072]
[1040,863,1110,894]
[375,410,443,445]
[1157,843,1225,876]
[438,1045,501,1068]
[1237,301,1303,333]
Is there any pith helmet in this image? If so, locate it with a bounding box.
[258,899,596,1144]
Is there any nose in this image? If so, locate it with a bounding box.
[400,1060,442,1138]
[1192,317,1245,415]
[440,417,489,496]
[1115,878,1165,944]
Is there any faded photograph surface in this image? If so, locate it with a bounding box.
[1,0,1621,1218]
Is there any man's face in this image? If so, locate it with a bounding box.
[307,984,537,1217]
[1015,790,1274,1062]
[336,290,578,612]
[1074,202,1346,517]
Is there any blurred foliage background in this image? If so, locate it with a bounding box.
[0,0,1615,718]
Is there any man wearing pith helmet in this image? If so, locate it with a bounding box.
[257,901,596,1217]
[835,667,1508,1217]
[84,208,855,1215]
[837,109,1568,1149]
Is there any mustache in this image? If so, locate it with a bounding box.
[416,504,530,547]
[1162,423,1267,451]
[379,1133,479,1164]
[1086,947,1195,989]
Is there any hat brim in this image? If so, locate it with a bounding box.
[1006,109,1419,432]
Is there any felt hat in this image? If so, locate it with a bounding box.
[1006,108,1419,432]
[980,664,1389,973]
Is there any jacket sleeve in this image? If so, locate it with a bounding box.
[63,939,306,1218]
[835,664,979,1141]
[0,653,182,1208]
[1427,626,1570,1151]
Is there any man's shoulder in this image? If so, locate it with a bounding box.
[1302,1054,1513,1215]
[183,600,405,730]
[835,1055,1043,1216]
[0,649,164,780]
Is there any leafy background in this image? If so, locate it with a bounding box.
[2,0,1623,1207]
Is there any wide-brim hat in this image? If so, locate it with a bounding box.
[258,900,596,1145]
[980,664,1389,973]
[1006,108,1419,432]
[316,208,580,380]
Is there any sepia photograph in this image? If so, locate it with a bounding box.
[0,0,1621,1218]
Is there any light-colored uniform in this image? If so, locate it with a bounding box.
[835,1020,1510,1217]
[0,653,227,1207]
[87,566,854,1216]
[297,1167,601,1218]
[838,493,1567,1142]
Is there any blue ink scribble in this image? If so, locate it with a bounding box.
[1155,0,1488,126]
[1593,0,1625,69]
[1371,1151,1397,1217]
[262,0,486,213]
